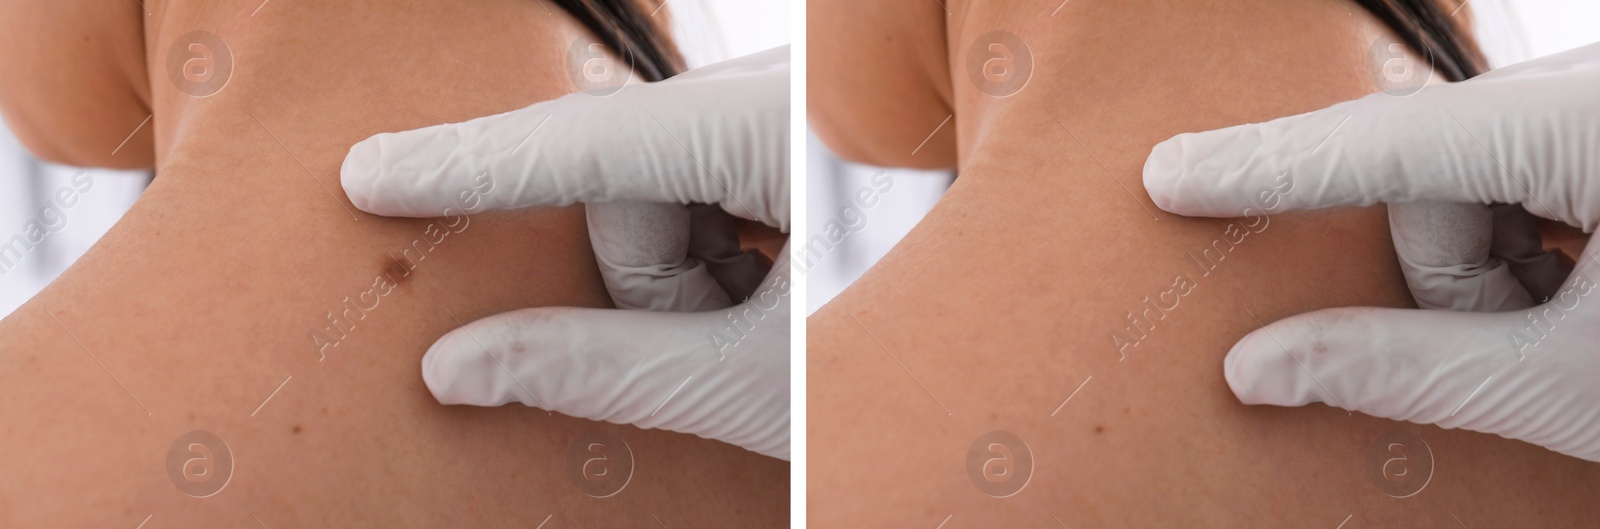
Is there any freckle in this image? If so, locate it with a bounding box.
[989,412,998,421]
[292,425,303,434]
[188,413,196,421]
[321,406,329,414]
[1095,425,1105,434]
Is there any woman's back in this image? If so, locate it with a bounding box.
[807,0,1600,525]
[0,1,786,526]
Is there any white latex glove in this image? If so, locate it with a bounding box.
[340,46,791,460]
[1142,42,1600,462]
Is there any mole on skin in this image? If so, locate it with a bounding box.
[383,255,412,286]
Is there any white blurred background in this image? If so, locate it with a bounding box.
[804,0,1600,314]
[0,0,787,318]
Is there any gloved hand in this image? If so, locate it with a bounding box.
[1142,42,1600,462]
[340,46,791,460]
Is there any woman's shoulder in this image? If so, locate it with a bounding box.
[808,0,957,169]
[0,0,152,169]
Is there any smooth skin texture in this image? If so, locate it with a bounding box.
[807,0,1600,526]
[0,0,785,526]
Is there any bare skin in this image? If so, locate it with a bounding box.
[807,0,1600,526]
[0,0,785,526]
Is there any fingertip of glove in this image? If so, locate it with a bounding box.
[1141,138,1186,213]
[1223,330,1269,404]
[420,326,486,406]
[1223,329,1313,408]
[340,136,385,213]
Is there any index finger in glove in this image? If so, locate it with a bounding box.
[340,46,792,228]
